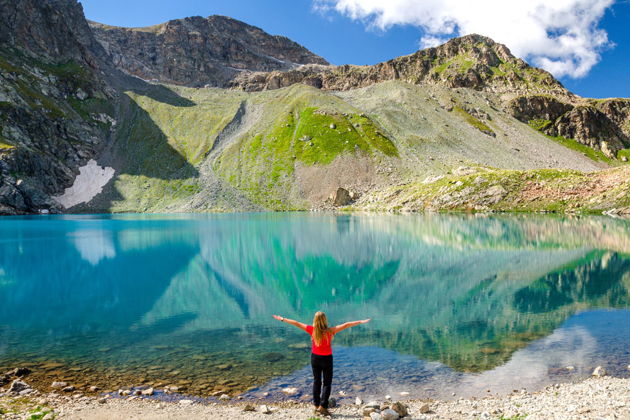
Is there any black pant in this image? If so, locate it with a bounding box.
[311,353,333,408]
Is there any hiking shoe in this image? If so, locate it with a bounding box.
[318,407,332,417]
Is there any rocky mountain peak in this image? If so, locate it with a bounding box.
[89,15,328,87]
[0,0,108,69]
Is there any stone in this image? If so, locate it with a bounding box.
[399,391,410,397]
[259,404,272,414]
[392,401,409,417]
[329,123,336,129]
[356,397,363,405]
[370,413,383,420]
[89,386,100,392]
[8,367,31,377]
[98,397,107,404]
[592,366,606,377]
[133,389,142,396]
[75,88,88,100]
[381,409,400,420]
[178,399,194,405]
[333,187,353,206]
[419,403,431,414]
[281,387,298,395]
[453,166,478,176]
[363,407,378,416]
[243,404,256,412]
[9,379,30,394]
[51,381,68,389]
[141,387,154,396]
[622,156,628,162]
[62,386,75,392]
[219,393,230,401]
[329,397,337,408]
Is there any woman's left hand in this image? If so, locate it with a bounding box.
[272,315,283,321]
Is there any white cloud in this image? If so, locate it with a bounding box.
[314,0,615,78]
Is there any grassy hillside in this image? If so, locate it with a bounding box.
[75,80,627,214]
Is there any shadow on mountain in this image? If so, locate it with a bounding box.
[116,73,195,108]
[72,79,201,212]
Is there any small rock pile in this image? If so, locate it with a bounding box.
[360,400,415,420]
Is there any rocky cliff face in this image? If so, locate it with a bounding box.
[229,34,568,97]
[89,16,328,88]
[509,96,630,157]
[0,0,115,215]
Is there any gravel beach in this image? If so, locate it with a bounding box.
[1,376,629,420]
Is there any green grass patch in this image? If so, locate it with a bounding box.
[126,91,239,165]
[454,106,495,136]
[68,97,114,122]
[547,135,614,164]
[0,140,15,150]
[215,106,398,209]
[15,80,66,119]
[528,119,552,131]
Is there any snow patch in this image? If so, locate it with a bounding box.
[54,159,115,208]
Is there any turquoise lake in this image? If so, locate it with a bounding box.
[1,213,629,401]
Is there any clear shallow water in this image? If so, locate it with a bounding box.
[0,213,629,400]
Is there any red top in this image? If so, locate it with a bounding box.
[306,325,334,356]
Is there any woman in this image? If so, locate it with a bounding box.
[273,312,371,416]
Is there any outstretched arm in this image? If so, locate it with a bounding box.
[331,318,371,334]
[272,315,308,332]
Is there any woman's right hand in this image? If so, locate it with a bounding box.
[272,315,283,321]
[359,318,371,324]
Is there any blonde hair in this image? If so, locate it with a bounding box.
[312,311,332,346]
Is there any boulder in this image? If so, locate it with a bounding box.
[8,367,31,377]
[9,379,30,393]
[392,401,409,417]
[381,408,400,420]
[592,366,606,377]
[333,187,353,206]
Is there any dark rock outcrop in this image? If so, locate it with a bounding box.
[89,16,328,87]
[509,95,630,157]
[0,0,115,215]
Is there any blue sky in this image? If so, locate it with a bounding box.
[81,0,630,98]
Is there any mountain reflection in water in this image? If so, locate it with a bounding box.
[0,213,629,398]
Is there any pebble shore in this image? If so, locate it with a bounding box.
[1,376,629,420]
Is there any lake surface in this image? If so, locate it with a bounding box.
[1,213,629,401]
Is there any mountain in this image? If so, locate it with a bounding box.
[0,0,628,215]
[89,16,328,88]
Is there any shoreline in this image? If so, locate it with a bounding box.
[2,375,629,419]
